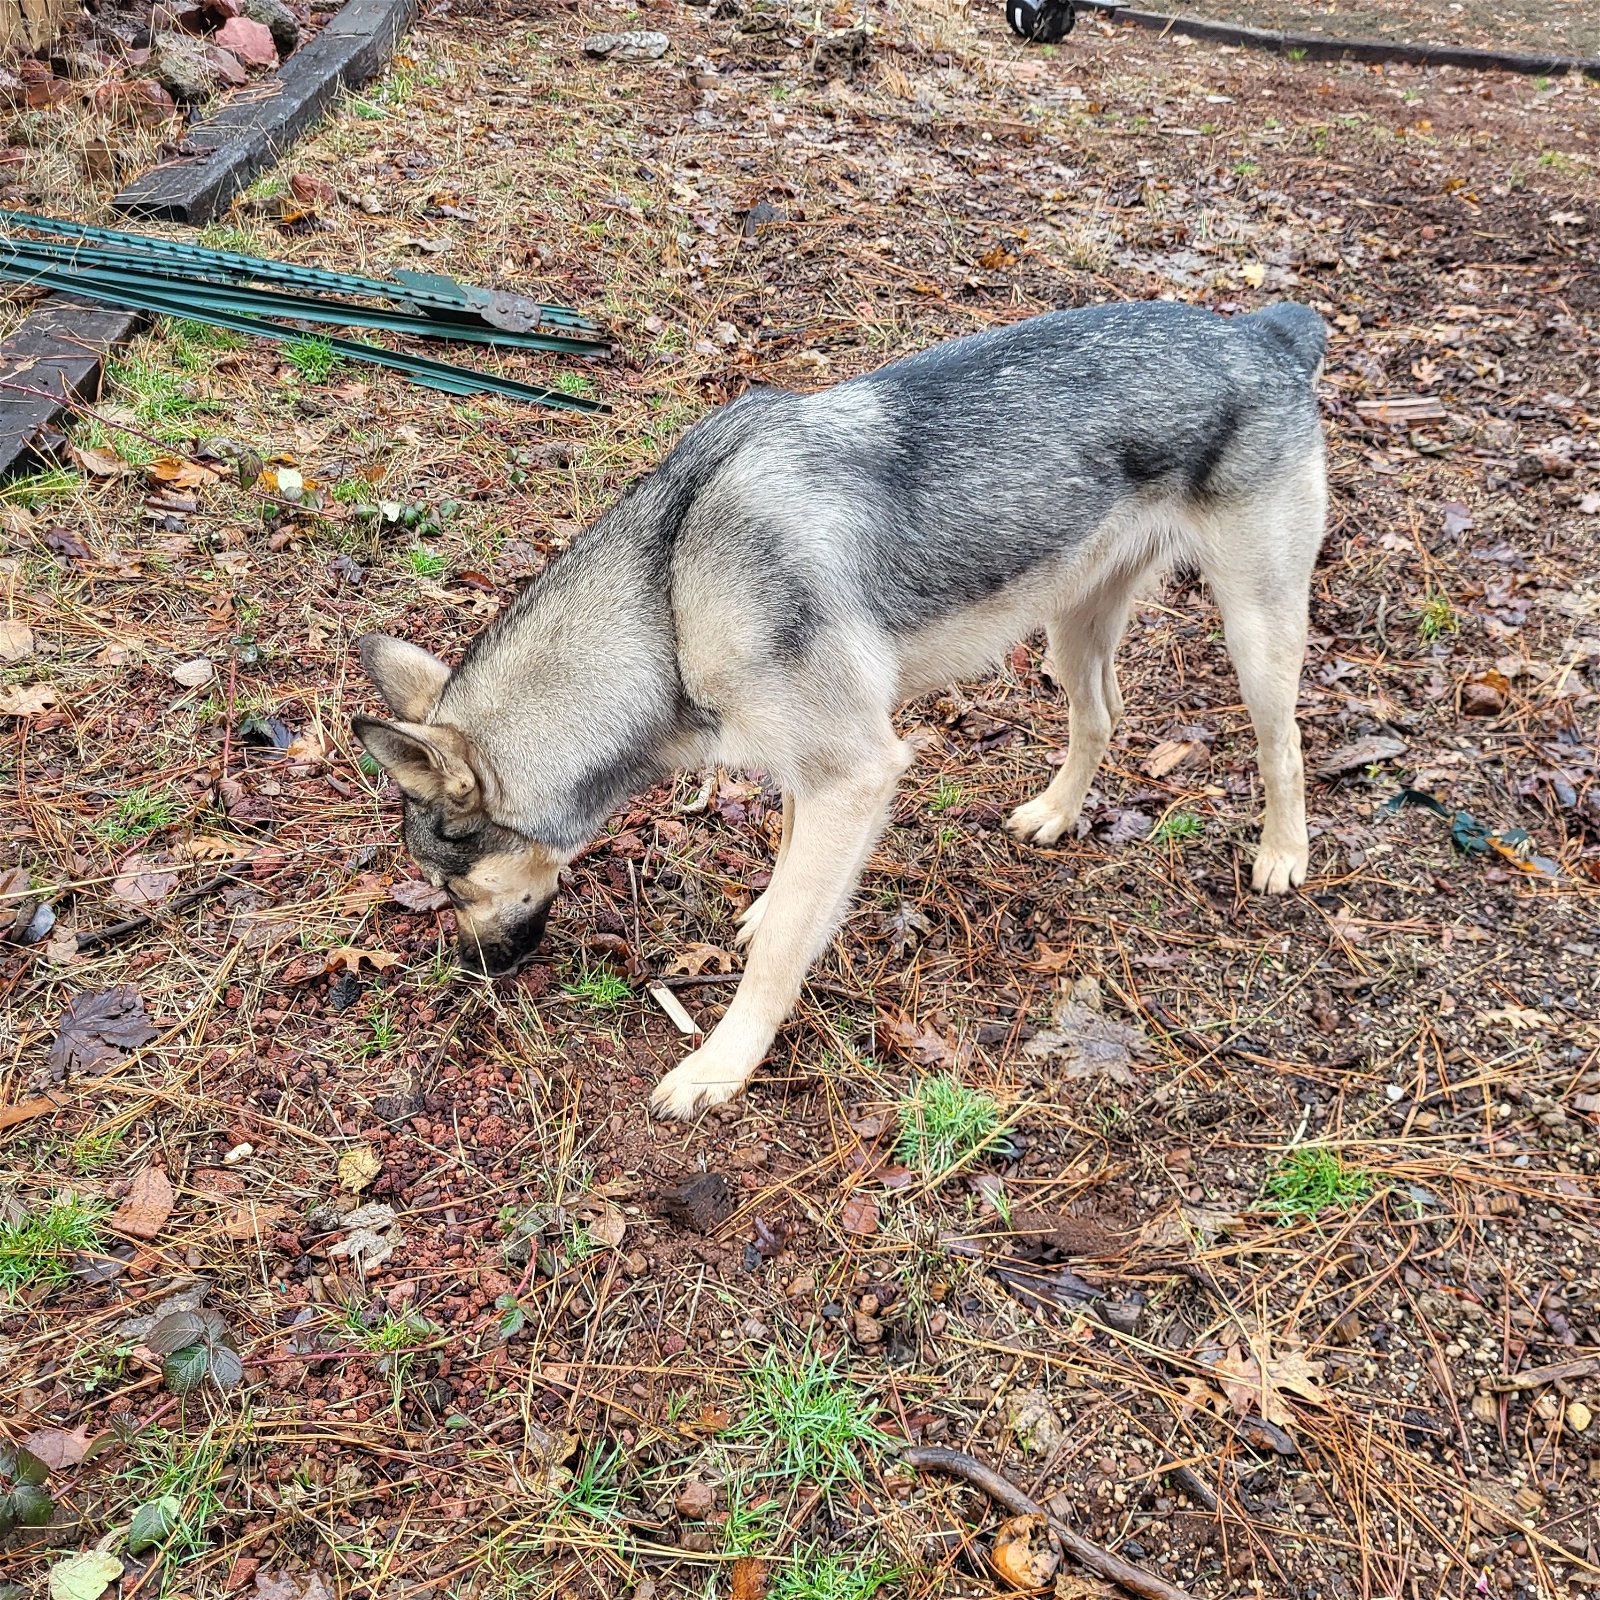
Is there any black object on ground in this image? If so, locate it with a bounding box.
[0,299,146,477]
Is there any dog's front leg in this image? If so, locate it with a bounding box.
[650,748,908,1121]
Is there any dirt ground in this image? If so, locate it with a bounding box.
[1,3,1598,1599]
[1155,0,1600,62]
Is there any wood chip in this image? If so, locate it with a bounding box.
[648,981,701,1035]
[1354,395,1448,423]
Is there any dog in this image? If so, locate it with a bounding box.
[353,299,1328,1120]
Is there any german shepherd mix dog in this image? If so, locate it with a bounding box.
[354,300,1328,1120]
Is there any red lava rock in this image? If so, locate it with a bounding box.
[675,1479,716,1519]
[215,16,277,66]
[204,46,248,84]
[225,1556,259,1590]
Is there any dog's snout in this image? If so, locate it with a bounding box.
[457,895,554,978]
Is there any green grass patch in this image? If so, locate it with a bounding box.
[561,962,632,1010]
[0,466,82,508]
[549,1442,625,1523]
[1150,809,1203,845]
[284,335,343,383]
[770,1553,898,1600]
[91,784,185,846]
[404,547,448,578]
[328,1302,434,1406]
[731,1346,889,1495]
[119,1420,234,1563]
[895,1074,1001,1178]
[1262,1145,1377,1222]
[0,1196,108,1299]
[929,780,963,814]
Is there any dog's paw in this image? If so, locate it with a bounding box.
[1252,842,1308,895]
[732,891,769,948]
[649,1050,751,1121]
[1005,797,1076,847]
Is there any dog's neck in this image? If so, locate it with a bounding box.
[436,512,699,853]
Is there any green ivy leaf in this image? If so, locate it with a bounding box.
[127,1494,182,1554]
[162,1342,210,1396]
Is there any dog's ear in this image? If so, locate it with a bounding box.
[358,633,450,721]
[352,717,479,809]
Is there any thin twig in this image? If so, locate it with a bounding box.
[72,872,240,952]
[903,1445,1199,1600]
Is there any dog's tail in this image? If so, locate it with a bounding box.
[1247,302,1327,378]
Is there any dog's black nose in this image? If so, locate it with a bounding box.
[458,896,553,978]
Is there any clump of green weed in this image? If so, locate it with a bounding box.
[284,335,343,383]
[1150,809,1203,845]
[770,1552,899,1600]
[0,1195,108,1298]
[731,1346,889,1495]
[1415,591,1459,643]
[92,784,185,845]
[895,1074,1001,1177]
[118,1420,234,1562]
[329,1302,435,1406]
[1262,1145,1377,1222]
[561,962,631,1010]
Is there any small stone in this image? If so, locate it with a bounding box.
[1470,1393,1499,1427]
[215,15,277,66]
[204,46,247,85]
[149,29,219,101]
[222,1141,252,1164]
[1568,1401,1593,1434]
[1005,1389,1063,1455]
[852,1311,883,1344]
[237,0,299,51]
[675,1479,715,1519]
[621,1251,649,1278]
[583,29,670,61]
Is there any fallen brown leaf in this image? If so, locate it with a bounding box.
[840,1194,879,1235]
[663,942,737,976]
[336,1143,382,1193]
[730,1556,768,1600]
[325,947,403,974]
[0,1094,59,1131]
[146,455,221,490]
[0,683,59,717]
[0,618,34,662]
[23,1425,91,1471]
[218,1201,290,1239]
[1144,738,1205,779]
[111,1165,175,1240]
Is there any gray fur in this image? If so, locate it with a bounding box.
[355,300,1329,1118]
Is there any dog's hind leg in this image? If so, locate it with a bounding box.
[1203,489,1321,894]
[1006,580,1137,847]
[651,740,910,1120]
[734,790,791,948]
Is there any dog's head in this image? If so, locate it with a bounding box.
[352,633,566,978]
